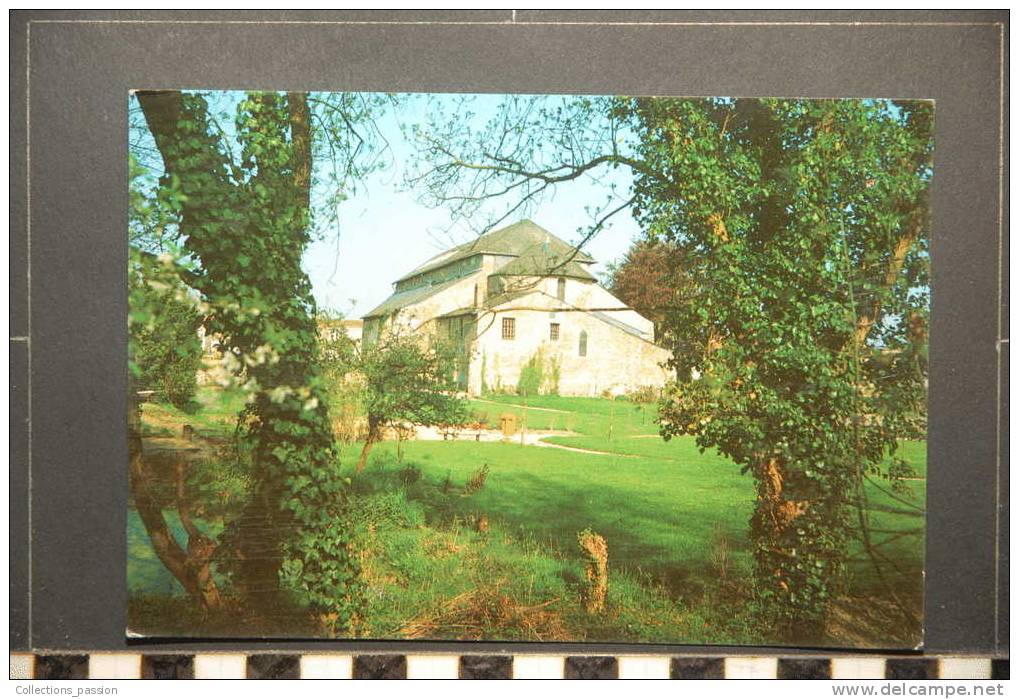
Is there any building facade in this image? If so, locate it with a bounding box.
[362,220,672,397]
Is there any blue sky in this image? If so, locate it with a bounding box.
[301,93,641,318]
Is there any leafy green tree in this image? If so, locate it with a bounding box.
[129,153,203,410]
[127,154,222,609]
[315,312,364,445]
[621,98,930,639]
[128,249,203,410]
[354,326,468,472]
[410,95,930,639]
[135,90,386,633]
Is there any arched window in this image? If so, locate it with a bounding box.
[578,330,588,357]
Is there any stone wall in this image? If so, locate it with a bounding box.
[468,285,672,397]
[366,262,672,398]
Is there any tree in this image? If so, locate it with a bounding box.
[129,249,203,410]
[353,325,468,472]
[127,418,223,611]
[134,90,386,633]
[624,98,930,639]
[410,95,931,639]
[604,237,692,342]
[128,153,219,610]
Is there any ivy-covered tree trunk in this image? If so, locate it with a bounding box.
[137,90,364,632]
[747,455,851,641]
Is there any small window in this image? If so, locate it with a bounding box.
[557,277,566,301]
[578,330,588,357]
[549,322,560,341]
[502,317,516,340]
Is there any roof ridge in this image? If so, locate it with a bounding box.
[394,219,595,284]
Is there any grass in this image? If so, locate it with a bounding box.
[336,481,700,642]
[360,440,754,603]
[129,387,925,645]
[127,509,225,596]
[139,386,248,437]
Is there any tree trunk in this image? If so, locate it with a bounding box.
[578,530,608,614]
[748,455,831,642]
[228,491,282,611]
[853,214,923,348]
[137,90,364,629]
[173,458,221,609]
[356,417,381,473]
[128,423,221,610]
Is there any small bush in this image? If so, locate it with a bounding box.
[465,464,490,494]
[624,385,662,404]
[518,350,561,396]
[480,352,489,394]
[517,354,544,397]
[546,355,561,396]
[349,490,426,530]
[401,463,422,485]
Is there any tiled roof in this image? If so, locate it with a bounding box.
[395,219,595,283]
[493,251,595,281]
[362,277,461,319]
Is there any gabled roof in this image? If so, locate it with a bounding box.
[395,219,595,283]
[591,311,650,340]
[362,277,461,319]
[493,250,595,281]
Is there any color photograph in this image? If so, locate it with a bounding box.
[127,91,930,647]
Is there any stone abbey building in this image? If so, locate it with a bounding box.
[362,220,671,396]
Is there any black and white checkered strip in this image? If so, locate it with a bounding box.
[9,654,1008,679]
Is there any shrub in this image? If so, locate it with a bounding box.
[517,353,544,397]
[518,349,561,396]
[625,385,662,404]
[348,490,426,530]
[401,463,422,485]
[129,251,203,411]
[546,355,561,396]
[465,464,490,494]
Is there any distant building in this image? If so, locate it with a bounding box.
[318,317,364,345]
[362,219,671,396]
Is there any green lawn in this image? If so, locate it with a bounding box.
[129,388,925,645]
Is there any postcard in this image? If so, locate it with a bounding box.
[127,91,929,647]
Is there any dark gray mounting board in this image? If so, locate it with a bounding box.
[8,9,1008,656]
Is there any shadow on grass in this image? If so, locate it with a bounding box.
[352,457,751,606]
